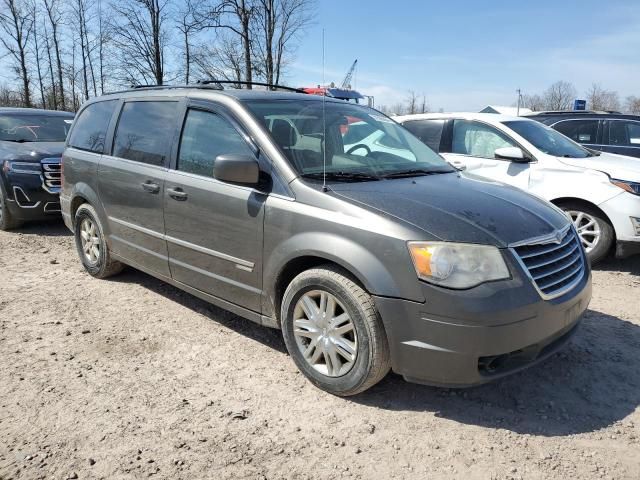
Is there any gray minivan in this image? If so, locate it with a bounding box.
[61,85,592,395]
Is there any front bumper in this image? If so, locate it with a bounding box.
[2,170,61,221]
[373,267,592,387]
[598,191,640,257]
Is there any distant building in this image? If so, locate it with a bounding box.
[480,105,532,116]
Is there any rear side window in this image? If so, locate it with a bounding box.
[554,120,599,144]
[68,100,117,153]
[402,119,445,151]
[177,109,254,177]
[609,120,640,146]
[112,101,178,166]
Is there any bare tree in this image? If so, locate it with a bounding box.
[404,90,418,115]
[418,94,428,113]
[29,1,47,108]
[176,0,217,84]
[253,0,314,86]
[43,19,58,108]
[0,0,34,107]
[110,0,170,85]
[586,83,620,111]
[191,33,244,84]
[626,95,640,115]
[521,93,545,111]
[542,80,576,111]
[43,0,65,109]
[216,0,256,87]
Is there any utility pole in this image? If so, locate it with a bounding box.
[516,88,522,116]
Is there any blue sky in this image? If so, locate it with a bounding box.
[288,0,640,111]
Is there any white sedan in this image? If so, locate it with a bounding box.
[397,112,640,263]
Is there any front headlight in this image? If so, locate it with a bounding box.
[407,241,510,289]
[610,178,640,196]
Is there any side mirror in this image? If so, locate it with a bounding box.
[494,147,530,163]
[214,154,260,186]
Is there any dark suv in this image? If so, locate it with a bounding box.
[526,111,640,158]
[0,107,75,230]
[61,85,592,395]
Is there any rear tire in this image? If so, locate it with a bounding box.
[559,202,614,265]
[281,265,390,396]
[74,203,123,278]
[0,183,23,231]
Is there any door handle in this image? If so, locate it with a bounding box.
[167,187,188,201]
[141,181,160,194]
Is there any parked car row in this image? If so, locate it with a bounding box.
[0,85,637,396]
[396,112,640,264]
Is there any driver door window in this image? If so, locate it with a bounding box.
[178,109,254,177]
[452,120,516,158]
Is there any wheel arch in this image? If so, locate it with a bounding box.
[550,197,615,230]
[68,182,106,230]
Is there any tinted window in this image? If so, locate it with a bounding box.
[112,101,178,166]
[68,100,116,152]
[0,114,73,142]
[609,120,640,146]
[402,119,444,151]
[554,120,598,144]
[504,120,591,158]
[178,109,254,177]
[452,120,515,158]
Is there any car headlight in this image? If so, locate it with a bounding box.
[407,241,510,289]
[610,178,640,196]
[2,160,41,174]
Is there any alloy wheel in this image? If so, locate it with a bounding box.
[292,290,358,377]
[568,210,601,253]
[80,217,101,264]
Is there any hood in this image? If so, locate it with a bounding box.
[329,172,569,247]
[559,152,640,182]
[0,141,65,162]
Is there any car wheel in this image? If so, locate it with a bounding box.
[0,183,23,231]
[281,265,391,396]
[561,202,614,265]
[74,203,123,278]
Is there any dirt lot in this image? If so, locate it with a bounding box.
[0,221,639,480]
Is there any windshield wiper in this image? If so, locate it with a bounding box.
[381,169,451,178]
[301,171,380,182]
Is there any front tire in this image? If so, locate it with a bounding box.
[0,183,23,231]
[281,266,390,396]
[74,203,123,278]
[560,202,614,265]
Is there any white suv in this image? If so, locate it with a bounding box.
[396,112,640,263]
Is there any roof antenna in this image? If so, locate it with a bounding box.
[321,28,328,193]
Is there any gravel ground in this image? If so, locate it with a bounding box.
[1,221,639,480]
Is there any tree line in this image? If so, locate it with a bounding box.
[521,80,640,114]
[0,0,315,111]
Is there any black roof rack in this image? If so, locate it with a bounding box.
[195,79,307,93]
[528,110,622,115]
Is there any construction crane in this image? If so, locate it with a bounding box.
[340,59,358,89]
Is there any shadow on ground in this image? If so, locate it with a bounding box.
[109,262,639,438]
[356,309,640,437]
[13,219,70,237]
[594,254,640,275]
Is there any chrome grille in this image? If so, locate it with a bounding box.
[41,158,62,193]
[513,228,585,299]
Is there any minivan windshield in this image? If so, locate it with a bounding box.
[0,114,73,142]
[503,120,593,158]
[244,100,454,180]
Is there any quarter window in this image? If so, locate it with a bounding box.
[554,120,599,144]
[402,119,445,151]
[609,120,640,146]
[112,101,178,166]
[452,120,516,158]
[68,100,117,153]
[177,109,254,177]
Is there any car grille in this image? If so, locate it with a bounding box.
[513,228,585,299]
[41,158,62,193]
